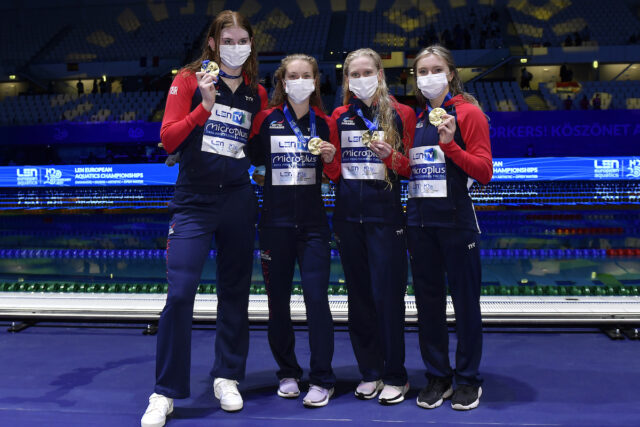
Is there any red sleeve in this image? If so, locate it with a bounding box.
[322,115,341,182]
[160,71,211,154]
[249,110,269,140]
[383,102,415,178]
[258,84,268,110]
[331,106,348,123]
[439,102,493,185]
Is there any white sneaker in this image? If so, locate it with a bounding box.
[141,393,173,427]
[354,380,384,399]
[213,378,243,412]
[378,382,410,405]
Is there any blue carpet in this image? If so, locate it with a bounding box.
[0,324,638,426]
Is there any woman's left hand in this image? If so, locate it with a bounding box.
[369,139,393,160]
[319,141,336,163]
[437,114,456,144]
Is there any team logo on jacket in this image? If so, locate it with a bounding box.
[341,116,357,126]
[416,120,424,128]
[260,250,272,261]
[269,119,285,130]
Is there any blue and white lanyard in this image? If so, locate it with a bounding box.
[425,92,453,123]
[283,104,317,145]
[219,69,242,79]
[354,105,379,132]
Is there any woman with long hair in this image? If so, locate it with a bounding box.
[331,48,416,405]
[408,45,492,411]
[246,54,340,407]
[141,10,268,427]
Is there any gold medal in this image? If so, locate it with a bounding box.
[361,131,371,147]
[308,137,322,155]
[201,60,220,77]
[429,107,446,127]
[362,130,380,148]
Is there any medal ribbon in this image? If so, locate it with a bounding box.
[283,104,317,145]
[354,105,379,132]
[425,92,453,122]
[426,92,452,113]
[218,69,242,79]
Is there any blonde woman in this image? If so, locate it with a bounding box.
[408,45,492,411]
[246,54,339,407]
[331,48,416,405]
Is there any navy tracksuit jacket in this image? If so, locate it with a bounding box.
[331,98,416,386]
[246,102,340,389]
[407,94,492,387]
[155,71,267,398]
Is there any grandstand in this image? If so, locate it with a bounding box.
[0,91,165,125]
[1,0,639,117]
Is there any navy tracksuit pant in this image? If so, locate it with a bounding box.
[407,226,483,387]
[333,220,408,386]
[259,225,335,389]
[154,186,257,399]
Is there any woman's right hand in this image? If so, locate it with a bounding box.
[196,71,217,111]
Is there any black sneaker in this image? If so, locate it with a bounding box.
[416,377,453,409]
[451,384,482,410]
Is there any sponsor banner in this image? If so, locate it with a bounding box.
[341,130,385,180]
[408,146,447,198]
[3,164,178,187]
[200,104,252,158]
[491,157,640,181]
[2,156,637,188]
[208,104,252,130]
[487,110,640,157]
[270,136,317,186]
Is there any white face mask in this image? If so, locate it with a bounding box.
[219,44,251,70]
[285,78,315,104]
[348,75,378,101]
[417,72,449,100]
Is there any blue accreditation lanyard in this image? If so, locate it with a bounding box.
[354,105,379,132]
[219,69,242,79]
[283,104,317,145]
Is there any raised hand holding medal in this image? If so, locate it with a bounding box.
[425,93,455,143]
[196,60,219,111]
[436,113,456,144]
